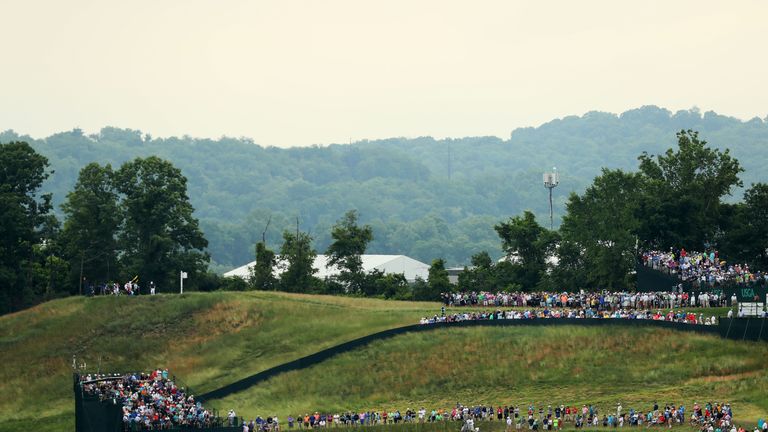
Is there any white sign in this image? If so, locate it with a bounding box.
[180,271,188,294]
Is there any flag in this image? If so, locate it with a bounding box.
[181,271,188,279]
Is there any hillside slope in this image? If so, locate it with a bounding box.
[0,292,438,432]
[208,326,768,424]
[0,293,764,431]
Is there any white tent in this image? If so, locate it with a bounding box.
[224,254,430,282]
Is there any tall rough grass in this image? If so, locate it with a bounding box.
[209,326,768,424]
[0,291,437,432]
[0,292,755,432]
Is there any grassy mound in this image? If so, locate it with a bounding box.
[0,291,750,432]
[0,291,437,432]
[207,326,768,424]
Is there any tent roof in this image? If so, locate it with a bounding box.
[224,254,430,282]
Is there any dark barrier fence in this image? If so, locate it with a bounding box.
[74,373,242,432]
[197,319,720,402]
[636,262,680,292]
[719,317,768,342]
[75,374,124,432]
[78,317,766,431]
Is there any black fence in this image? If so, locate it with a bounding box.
[636,262,681,292]
[197,318,720,402]
[719,317,768,342]
[74,373,242,432]
[75,375,124,432]
[77,316,766,431]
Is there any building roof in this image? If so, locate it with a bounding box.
[224,254,430,282]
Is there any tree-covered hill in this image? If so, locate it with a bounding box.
[2,106,766,271]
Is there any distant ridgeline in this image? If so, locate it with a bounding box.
[2,106,767,269]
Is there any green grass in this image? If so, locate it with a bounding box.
[0,291,437,432]
[268,422,756,432]
[208,326,768,426]
[268,422,758,432]
[0,291,756,432]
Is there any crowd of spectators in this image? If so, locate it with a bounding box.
[642,249,767,287]
[441,290,725,309]
[234,401,764,432]
[419,308,718,326]
[86,280,157,296]
[80,369,219,430]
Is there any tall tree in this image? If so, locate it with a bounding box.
[738,183,768,269]
[114,157,209,292]
[278,229,318,292]
[637,130,743,249]
[412,259,450,301]
[60,163,120,293]
[457,251,494,292]
[250,241,277,290]
[325,210,374,293]
[0,142,54,312]
[560,169,640,290]
[721,183,768,269]
[548,239,587,290]
[494,211,557,290]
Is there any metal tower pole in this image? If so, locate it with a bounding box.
[549,187,554,230]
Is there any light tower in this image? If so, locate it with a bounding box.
[543,167,560,230]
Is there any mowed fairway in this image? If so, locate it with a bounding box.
[208,326,768,425]
[0,292,438,432]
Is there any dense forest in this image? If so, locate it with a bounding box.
[2,105,767,272]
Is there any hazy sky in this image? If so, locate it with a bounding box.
[2,0,766,147]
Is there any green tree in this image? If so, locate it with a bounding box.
[548,239,587,290]
[721,183,768,269]
[326,210,374,294]
[739,183,768,269]
[0,142,55,312]
[250,241,277,290]
[494,211,557,290]
[60,163,120,293]
[457,251,494,292]
[372,272,411,299]
[415,258,450,301]
[561,169,640,290]
[114,156,209,292]
[637,130,743,248]
[278,229,318,292]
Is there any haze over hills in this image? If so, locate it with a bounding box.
[2,105,767,271]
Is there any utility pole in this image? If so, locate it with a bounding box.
[543,168,560,230]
